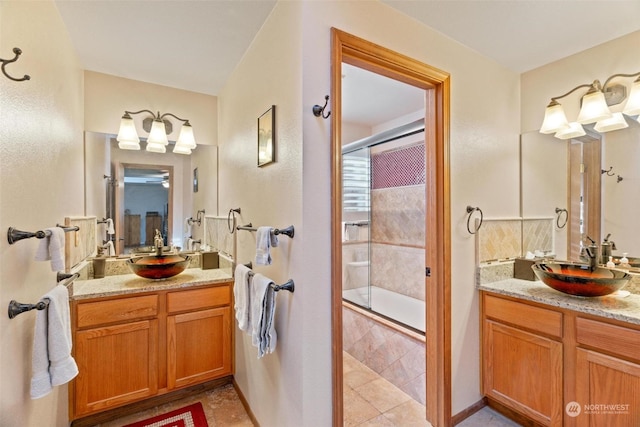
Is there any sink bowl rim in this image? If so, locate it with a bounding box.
[127,254,191,280]
[532,261,631,297]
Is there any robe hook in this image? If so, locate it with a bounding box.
[312,95,331,119]
[1,48,30,82]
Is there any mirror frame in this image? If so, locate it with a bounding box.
[330,28,451,426]
[115,162,174,254]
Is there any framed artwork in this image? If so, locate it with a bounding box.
[258,105,275,167]
[193,167,198,192]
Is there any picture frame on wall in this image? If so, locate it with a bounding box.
[258,105,275,167]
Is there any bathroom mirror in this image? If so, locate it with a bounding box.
[521,119,640,264]
[85,131,210,255]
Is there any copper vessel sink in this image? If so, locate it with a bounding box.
[127,254,191,280]
[532,262,631,297]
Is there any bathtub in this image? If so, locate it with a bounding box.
[343,285,425,332]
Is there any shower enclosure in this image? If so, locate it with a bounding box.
[341,122,426,333]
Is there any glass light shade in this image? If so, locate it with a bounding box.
[147,119,169,146]
[577,90,612,124]
[540,101,569,134]
[594,112,628,133]
[622,79,640,116]
[555,122,585,140]
[173,144,192,155]
[176,123,196,149]
[146,142,166,153]
[116,116,140,149]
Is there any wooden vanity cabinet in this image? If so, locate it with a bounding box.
[482,292,640,427]
[166,286,232,389]
[575,317,640,426]
[70,281,233,420]
[482,294,564,426]
[72,295,159,417]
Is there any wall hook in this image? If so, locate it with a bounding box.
[1,48,31,82]
[312,95,331,119]
[601,166,615,176]
[617,175,623,183]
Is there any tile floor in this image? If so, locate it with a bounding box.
[343,351,521,427]
[92,357,520,427]
[93,384,254,427]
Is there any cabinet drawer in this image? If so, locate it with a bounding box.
[76,295,158,328]
[484,294,563,338]
[167,285,231,313]
[576,317,640,362]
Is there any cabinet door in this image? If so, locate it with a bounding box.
[576,348,640,426]
[167,307,232,389]
[74,320,158,416]
[483,320,563,426]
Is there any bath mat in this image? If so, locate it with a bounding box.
[122,402,209,427]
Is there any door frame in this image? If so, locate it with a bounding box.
[330,29,452,426]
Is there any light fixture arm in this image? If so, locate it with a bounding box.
[158,112,190,125]
[602,71,640,89]
[549,82,594,103]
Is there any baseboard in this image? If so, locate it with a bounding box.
[451,397,487,425]
[233,378,259,427]
[70,376,232,427]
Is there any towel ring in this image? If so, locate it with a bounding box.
[466,206,483,234]
[555,207,568,229]
[227,208,241,234]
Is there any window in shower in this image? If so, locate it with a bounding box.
[342,147,372,309]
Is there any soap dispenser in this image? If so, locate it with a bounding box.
[620,253,631,270]
[606,256,616,268]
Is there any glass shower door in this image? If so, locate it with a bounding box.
[341,148,371,309]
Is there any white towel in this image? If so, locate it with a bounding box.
[184,217,192,236]
[255,227,278,266]
[34,227,65,271]
[31,285,78,399]
[250,274,278,358]
[105,218,115,235]
[233,264,253,332]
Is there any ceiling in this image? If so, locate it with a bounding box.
[55,1,640,127]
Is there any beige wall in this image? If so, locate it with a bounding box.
[217,2,304,426]
[299,1,521,419]
[218,0,521,423]
[0,1,84,425]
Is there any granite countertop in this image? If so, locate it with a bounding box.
[479,279,640,326]
[72,268,233,300]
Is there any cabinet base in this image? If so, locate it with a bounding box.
[486,398,546,427]
[70,376,232,427]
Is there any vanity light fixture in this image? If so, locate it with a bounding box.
[540,71,640,139]
[116,109,197,154]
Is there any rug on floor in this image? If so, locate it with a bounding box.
[122,402,209,427]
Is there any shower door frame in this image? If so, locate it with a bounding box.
[330,29,451,426]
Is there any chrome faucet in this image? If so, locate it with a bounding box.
[154,229,164,256]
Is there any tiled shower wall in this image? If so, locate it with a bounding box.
[343,305,426,405]
[370,145,426,301]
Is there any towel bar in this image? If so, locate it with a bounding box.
[8,273,79,319]
[7,225,80,245]
[272,279,295,293]
[236,223,295,238]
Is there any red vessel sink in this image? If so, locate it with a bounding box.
[128,254,191,280]
[532,262,630,297]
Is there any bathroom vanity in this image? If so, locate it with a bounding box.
[68,268,233,421]
[479,280,640,426]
